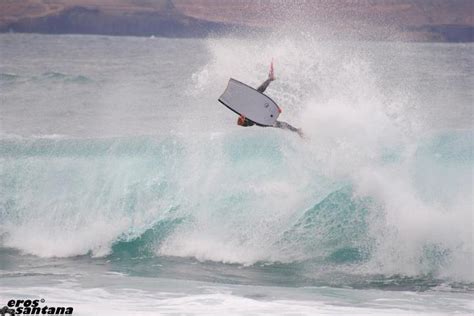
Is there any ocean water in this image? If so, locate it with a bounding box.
[0,33,473,315]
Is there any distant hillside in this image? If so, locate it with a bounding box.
[0,0,244,37]
[0,0,472,41]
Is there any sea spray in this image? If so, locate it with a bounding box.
[0,34,472,286]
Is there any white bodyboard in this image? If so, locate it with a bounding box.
[218,78,281,126]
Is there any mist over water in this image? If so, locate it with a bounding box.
[0,31,473,314]
[173,34,473,281]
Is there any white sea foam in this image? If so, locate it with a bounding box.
[0,34,472,284]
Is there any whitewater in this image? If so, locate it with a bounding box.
[0,33,473,314]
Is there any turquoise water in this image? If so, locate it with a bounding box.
[0,33,473,314]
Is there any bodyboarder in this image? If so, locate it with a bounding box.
[236,61,303,137]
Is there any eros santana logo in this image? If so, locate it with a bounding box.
[0,299,73,315]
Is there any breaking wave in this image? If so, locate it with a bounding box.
[0,129,472,283]
[0,34,472,286]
